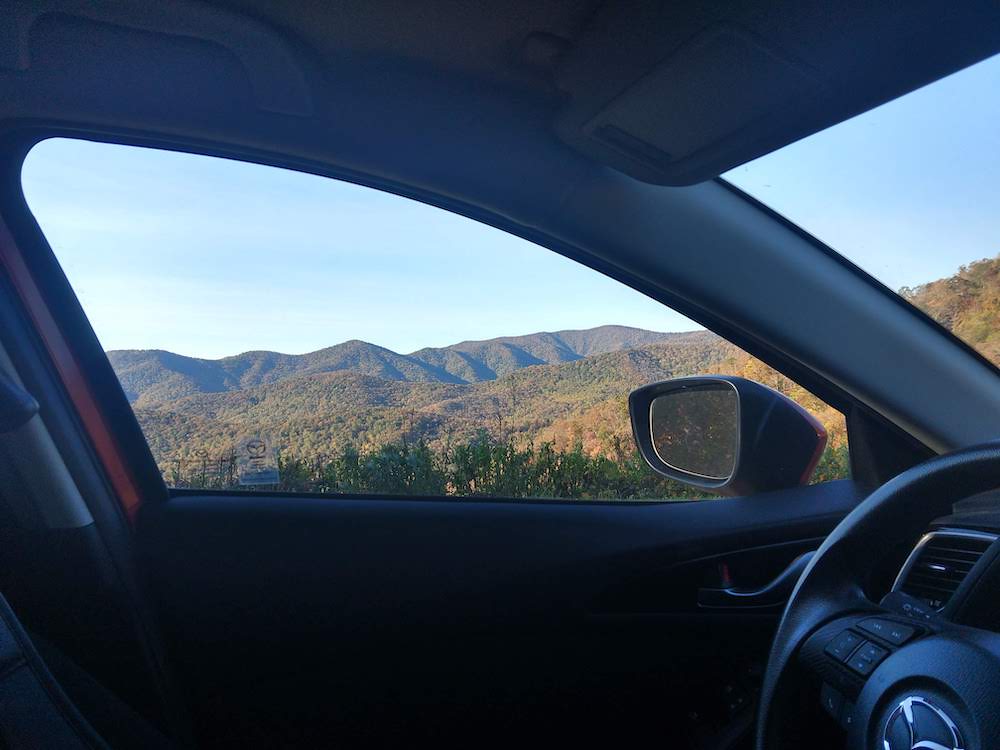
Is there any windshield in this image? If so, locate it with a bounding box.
[725,53,1000,366]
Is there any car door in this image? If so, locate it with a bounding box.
[6,136,904,749]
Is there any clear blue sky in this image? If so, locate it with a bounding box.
[21,139,694,358]
[20,54,1000,359]
[726,53,1000,290]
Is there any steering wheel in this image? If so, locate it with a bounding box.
[756,443,1000,749]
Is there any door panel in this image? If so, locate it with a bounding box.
[136,480,862,748]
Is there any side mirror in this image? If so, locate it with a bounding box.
[629,376,827,496]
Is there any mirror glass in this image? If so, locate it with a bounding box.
[649,383,738,480]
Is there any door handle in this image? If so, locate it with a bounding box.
[697,551,815,610]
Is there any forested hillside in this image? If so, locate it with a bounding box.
[902,255,1000,365]
[111,324,850,498]
[130,331,738,462]
[101,255,1000,498]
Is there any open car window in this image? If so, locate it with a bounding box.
[21,138,848,499]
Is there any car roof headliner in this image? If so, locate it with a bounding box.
[1,1,998,184]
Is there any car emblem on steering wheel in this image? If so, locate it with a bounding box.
[882,696,964,750]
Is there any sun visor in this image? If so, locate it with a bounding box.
[557,27,820,184]
[554,3,1000,185]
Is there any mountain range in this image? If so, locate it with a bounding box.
[110,325,785,466]
[106,254,1000,484]
[109,325,681,407]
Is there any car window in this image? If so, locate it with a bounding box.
[725,53,1000,368]
[21,138,848,499]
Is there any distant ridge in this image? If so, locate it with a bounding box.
[123,327,746,468]
[108,325,692,406]
[107,317,853,477]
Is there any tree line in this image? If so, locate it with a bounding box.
[167,429,850,500]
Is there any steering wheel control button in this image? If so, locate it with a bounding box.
[840,701,856,731]
[858,617,915,645]
[846,640,888,676]
[820,683,843,719]
[881,591,936,621]
[824,629,863,662]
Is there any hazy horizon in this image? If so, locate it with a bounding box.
[103,322,705,360]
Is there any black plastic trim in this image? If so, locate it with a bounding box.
[716,177,1000,384]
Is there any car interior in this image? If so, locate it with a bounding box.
[1,2,1000,749]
